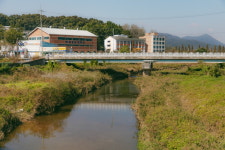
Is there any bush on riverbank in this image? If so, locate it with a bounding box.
[0,62,112,140]
[0,109,21,141]
[134,63,225,149]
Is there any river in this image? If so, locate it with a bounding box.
[0,79,139,150]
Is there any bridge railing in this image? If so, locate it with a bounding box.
[49,52,225,59]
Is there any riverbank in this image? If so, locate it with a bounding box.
[0,61,142,141]
[133,63,225,149]
[0,62,141,141]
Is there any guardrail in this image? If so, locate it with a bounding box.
[48,52,225,59]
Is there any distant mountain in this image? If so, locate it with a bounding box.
[182,34,225,46]
[159,33,225,49]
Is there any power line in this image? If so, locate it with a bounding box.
[5,9,225,21]
[41,10,225,21]
[109,11,225,20]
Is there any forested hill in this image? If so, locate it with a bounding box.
[0,13,136,50]
[160,33,225,50]
[183,34,225,46]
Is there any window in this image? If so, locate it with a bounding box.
[58,37,93,41]
[44,37,49,40]
[66,38,72,40]
[29,37,36,40]
[58,37,65,40]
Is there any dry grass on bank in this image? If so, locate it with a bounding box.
[134,63,225,150]
[0,62,112,141]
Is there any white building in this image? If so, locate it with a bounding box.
[18,40,68,57]
[104,35,146,53]
[139,32,165,53]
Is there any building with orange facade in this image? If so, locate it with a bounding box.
[26,27,97,55]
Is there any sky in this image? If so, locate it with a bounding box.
[1,0,225,43]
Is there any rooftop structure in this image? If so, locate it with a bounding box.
[28,27,97,37]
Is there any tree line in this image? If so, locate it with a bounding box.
[0,13,145,50]
[2,13,224,53]
[167,44,225,53]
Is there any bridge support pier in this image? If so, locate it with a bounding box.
[142,60,154,76]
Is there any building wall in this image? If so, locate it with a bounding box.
[29,28,50,42]
[104,36,115,52]
[104,35,146,53]
[140,32,165,53]
[28,28,97,53]
[49,35,97,52]
[152,36,165,53]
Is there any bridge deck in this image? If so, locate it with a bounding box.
[46,52,225,63]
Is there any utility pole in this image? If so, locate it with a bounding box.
[40,9,44,56]
[16,38,18,57]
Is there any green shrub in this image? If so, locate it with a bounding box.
[0,63,11,74]
[0,109,21,140]
[209,65,221,77]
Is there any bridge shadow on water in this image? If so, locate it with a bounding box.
[158,71,188,75]
[66,63,132,80]
[98,68,129,80]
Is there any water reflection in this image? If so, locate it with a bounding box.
[0,80,139,150]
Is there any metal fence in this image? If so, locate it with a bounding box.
[49,52,225,58]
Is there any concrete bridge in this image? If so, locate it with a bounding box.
[47,52,225,63]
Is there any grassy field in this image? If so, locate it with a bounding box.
[133,63,225,149]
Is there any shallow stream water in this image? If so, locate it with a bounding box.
[0,79,139,150]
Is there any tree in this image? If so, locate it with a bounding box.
[218,45,222,52]
[222,46,225,52]
[213,45,217,52]
[4,28,23,45]
[82,19,106,50]
[82,19,124,50]
[187,45,191,52]
[122,24,145,38]
[0,13,9,25]
[119,45,130,53]
[191,45,194,52]
[181,45,184,52]
[206,44,209,51]
[0,24,5,40]
[196,47,207,53]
